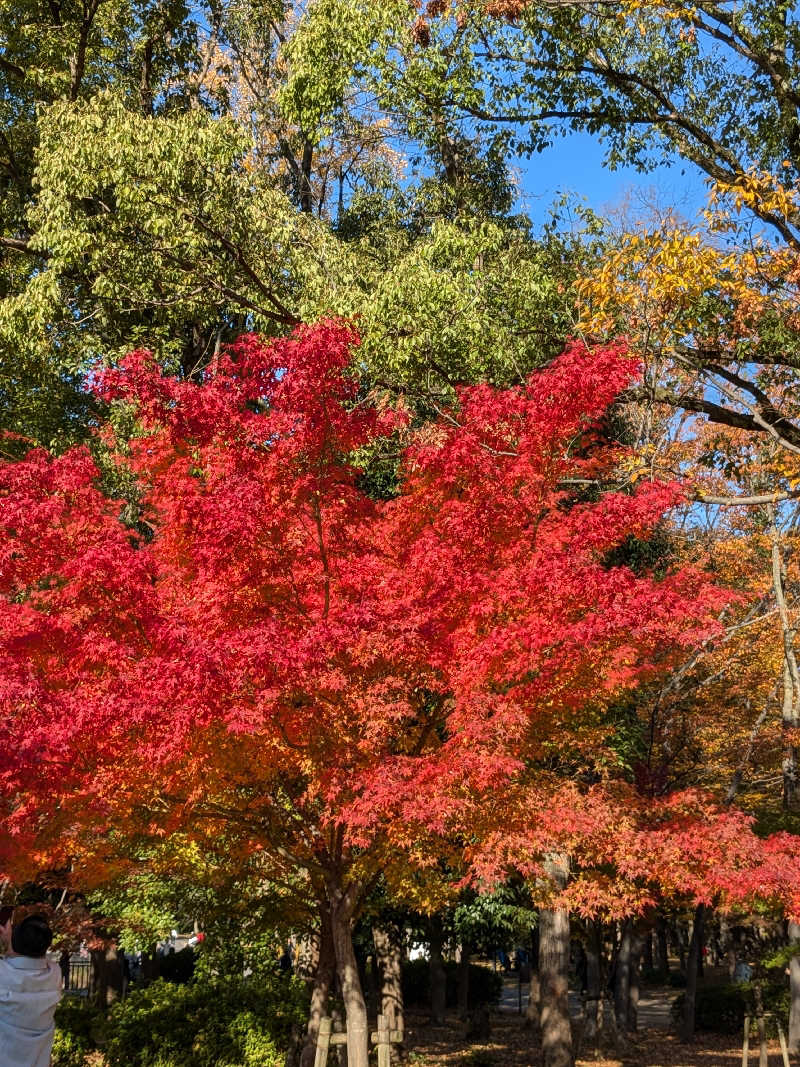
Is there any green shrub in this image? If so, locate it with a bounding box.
[52,997,104,1067]
[671,980,790,1035]
[402,959,502,1010]
[102,972,308,1067]
[51,1027,91,1067]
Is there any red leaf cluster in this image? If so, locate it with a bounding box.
[1,321,794,913]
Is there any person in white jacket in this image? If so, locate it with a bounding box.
[0,913,62,1067]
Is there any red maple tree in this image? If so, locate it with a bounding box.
[1,321,798,1065]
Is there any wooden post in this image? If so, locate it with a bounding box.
[777,1019,790,1067]
[742,1015,749,1067]
[314,1012,404,1067]
[370,1014,404,1065]
[376,1013,391,1067]
[757,1014,768,1067]
[314,1017,332,1067]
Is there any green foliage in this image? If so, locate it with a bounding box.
[19,91,346,365]
[0,0,217,447]
[52,998,104,1067]
[603,526,677,578]
[278,0,406,142]
[402,958,503,1010]
[671,979,791,1035]
[451,888,536,955]
[88,839,311,960]
[358,219,574,398]
[50,1027,92,1067]
[102,973,308,1067]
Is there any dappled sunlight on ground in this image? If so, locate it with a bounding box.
[405,1012,793,1066]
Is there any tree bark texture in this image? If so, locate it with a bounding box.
[789,920,800,1053]
[373,922,406,1063]
[301,908,336,1067]
[539,855,573,1067]
[627,924,645,1033]
[525,925,541,1029]
[329,886,368,1067]
[429,915,447,1025]
[680,904,705,1043]
[583,921,603,1052]
[614,919,632,1032]
[90,946,125,1006]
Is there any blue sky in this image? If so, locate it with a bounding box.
[516,130,711,230]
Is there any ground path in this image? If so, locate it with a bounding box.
[498,974,673,1029]
[405,1009,791,1066]
[405,974,797,1065]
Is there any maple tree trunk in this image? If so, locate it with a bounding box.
[429,915,447,1025]
[301,908,336,1067]
[613,919,632,1031]
[627,924,644,1033]
[330,889,369,1067]
[675,922,687,973]
[582,921,602,1051]
[539,856,573,1067]
[90,946,125,1006]
[789,921,800,1054]
[526,925,541,1029]
[373,922,406,1063]
[680,904,705,1043]
[612,919,644,1034]
[539,907,573,1067]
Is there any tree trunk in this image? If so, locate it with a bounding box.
[627,924,645,1034]
[374,923,405,1063]
[769,512,800,813]
[90,946,125,1006]
[329,887,368,1067]
[789,920,800,1054]
[525,925,540,1029]
[539,855,573,1067]
[429,915,446,1025]
[299,140,314,214]
[675,921,687,973]
[301,908,336,1067]
[583,921,603,1052]
[614,919,632,1031]
[680,904,705,1043]
[366,949,379,1020]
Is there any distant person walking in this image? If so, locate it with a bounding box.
[0,910,62,1067]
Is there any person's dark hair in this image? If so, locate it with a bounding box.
[11,915,53,958]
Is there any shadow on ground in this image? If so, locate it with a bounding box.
[404,1010,792,1067]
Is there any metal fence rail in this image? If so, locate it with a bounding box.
[62,958,92,996]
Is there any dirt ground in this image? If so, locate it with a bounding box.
[403,1011,796,1067]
